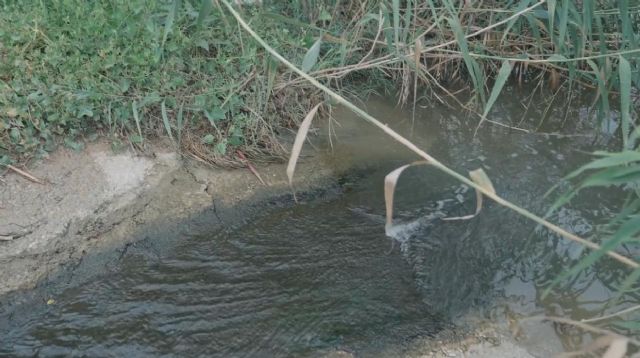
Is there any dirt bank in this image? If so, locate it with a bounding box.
[0,141,335,295]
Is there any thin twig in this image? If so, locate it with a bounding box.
[581,305,640,324]
[5,165,44,184]
[357,10,384,66]
[485,119,530,132]
[236,150,267,186]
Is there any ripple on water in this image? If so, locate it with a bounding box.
[1,93,629,357]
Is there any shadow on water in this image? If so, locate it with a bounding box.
[1,87,636,356]
[0,179,443,357]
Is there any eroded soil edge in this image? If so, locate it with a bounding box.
[0,142,335,296]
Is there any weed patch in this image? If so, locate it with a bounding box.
[0,1,326,165]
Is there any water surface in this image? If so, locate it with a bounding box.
[1,90,634,357]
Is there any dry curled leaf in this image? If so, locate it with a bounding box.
[287,103,322,187]
[414,37,423,67]
[384,161,429,235]
[602,337,628,358]
[550,68,560,91]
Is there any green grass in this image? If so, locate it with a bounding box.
[2,0,637,166]
[0,0,329,165]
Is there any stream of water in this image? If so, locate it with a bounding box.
[1,89,636,357]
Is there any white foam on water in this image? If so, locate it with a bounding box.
[385,212,444,254]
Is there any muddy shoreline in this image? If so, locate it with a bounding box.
[0,141,338,297]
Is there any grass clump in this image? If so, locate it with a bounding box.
[0,0,327,166]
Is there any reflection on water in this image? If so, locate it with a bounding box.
[1,90,635,357]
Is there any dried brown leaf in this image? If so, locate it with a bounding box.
[550,68,560,91]
[414,37,423,67]
[287,103,322,186]
[384,161,429,234]
[602,337,628,358]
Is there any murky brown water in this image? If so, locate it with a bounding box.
[1,89,636,357]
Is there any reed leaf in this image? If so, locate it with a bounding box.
[618,0,637,50]
[177,102,184,146]
[580,165,640,188]
[582,0,593,42]
[557,0,569,51]
[547,158,640,214]
[619,56,632,149]
[131,100,143,143]
[547,0,556,44]
[392,0,400,48]
[265,57,278,106]
[302,38,322,73]
[287,103,322,186]
[587,59,610,122]
[380,3,395,53]
[447,16,485,104]
[162,0,182,53]
[616,268,640,301]
[608,197,640,229]
[501,0,533,45]
[544,215,640,296]
[401,0,413,46]
[476,60,512,131]
[595,11,606,58]
[425,0,446,35]
[524,13,543,48]
[161,100,174,142]
[196,0,212,29]
[384,161,428,234]
[565,151,640,180]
